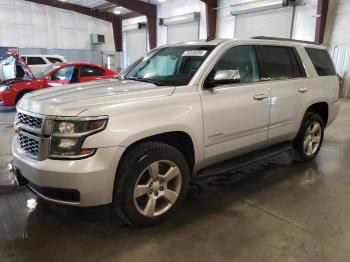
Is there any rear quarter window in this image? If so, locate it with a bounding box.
[27,57,46,65]
[47,57,63,63]
[80,65,105,77]
[305,48,336,76]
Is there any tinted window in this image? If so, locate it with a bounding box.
[80,65,104,77]
[51,66,76,81]
[27,57,46,65]
[305,48,336,76]
[47,57,63,63]
[211,45,260,84]
[256,46,302,80]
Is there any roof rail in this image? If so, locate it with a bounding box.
[251,36,321,45]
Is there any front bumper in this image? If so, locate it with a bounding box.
[12,138,125,207]
[0,90,15,106]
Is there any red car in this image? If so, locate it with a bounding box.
[0,52,117,106]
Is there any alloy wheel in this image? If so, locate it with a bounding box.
[303,121,322,156]
[133,160,182,217]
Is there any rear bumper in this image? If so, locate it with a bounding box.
[12,138,125,207]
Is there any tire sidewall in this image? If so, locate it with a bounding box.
[115,143,190,227]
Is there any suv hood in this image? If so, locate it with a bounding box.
[18,79,175,116]
[0,52,35,81]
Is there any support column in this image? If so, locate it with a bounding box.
[147,15,157,49]
[112,15,123,52]
[205,0,218,40]
[315,0,330,44]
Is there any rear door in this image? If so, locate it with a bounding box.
[79,65,105,83]
[255,45,308,144]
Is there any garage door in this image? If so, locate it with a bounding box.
[235,8,293,39]
[125,29,147,67]
[167,21,199,44]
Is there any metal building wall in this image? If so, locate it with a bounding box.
[331,43,350,98]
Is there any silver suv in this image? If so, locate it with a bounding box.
[11,37,341,226]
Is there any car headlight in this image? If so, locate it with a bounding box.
[0,84,10,92]
[49,116,108,159]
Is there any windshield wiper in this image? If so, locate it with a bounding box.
[125,77,166,86]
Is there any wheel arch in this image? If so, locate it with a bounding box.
[119,131,196,175]
[15,89,33,104]
[305,101,329,126]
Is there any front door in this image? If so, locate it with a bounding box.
[46,66,78,87]
[201,45,270,164]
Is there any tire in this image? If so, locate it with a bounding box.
[15,90,31,104]
[112,142,190,227]
[293,112,325,162]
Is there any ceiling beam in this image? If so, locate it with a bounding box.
[93,3,118,12]
[121,11,143,20]
[106,0,157,49]
[25,0,114,22]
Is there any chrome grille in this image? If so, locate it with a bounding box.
[18,112,43,129]
[18,133,40,158]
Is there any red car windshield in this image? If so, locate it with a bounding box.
[35,64,60,79]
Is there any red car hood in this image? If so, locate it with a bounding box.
[0,51,35,81]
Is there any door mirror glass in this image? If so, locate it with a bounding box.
[208,70,241,87]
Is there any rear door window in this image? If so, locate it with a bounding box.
[27,57,46,65]
[305,48,336,76]
[256,46,304,80]
[47,57,63,63]
[80,65,105,77]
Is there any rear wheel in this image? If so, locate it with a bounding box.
[293,112,324,161]
[113,142,190,227]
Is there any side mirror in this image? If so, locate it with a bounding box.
[206,70,241,88]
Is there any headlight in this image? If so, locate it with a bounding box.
[49,116,108,159]
[0,84,10,92]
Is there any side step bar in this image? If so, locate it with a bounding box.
[197,142,293,178]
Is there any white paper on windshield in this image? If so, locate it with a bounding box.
[182,50,208,57]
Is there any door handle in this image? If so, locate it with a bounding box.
[298,87,308,93]
[253,94,268,101]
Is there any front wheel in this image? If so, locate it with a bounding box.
[293,112,324,161]
[112,142,190,227]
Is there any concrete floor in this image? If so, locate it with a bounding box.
[1,101,350,262]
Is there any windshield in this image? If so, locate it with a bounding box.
[35,64,60,78]
[123,45,215,86]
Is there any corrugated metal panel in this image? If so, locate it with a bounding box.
[331,43,350,98]
[167,22,199,44]
[235,7,293,39]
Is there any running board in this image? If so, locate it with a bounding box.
[197,142,293,178]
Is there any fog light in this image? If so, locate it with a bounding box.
[58,138,78,149]
[8,162,14,172]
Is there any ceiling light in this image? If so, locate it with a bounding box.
[114,10,121,14]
